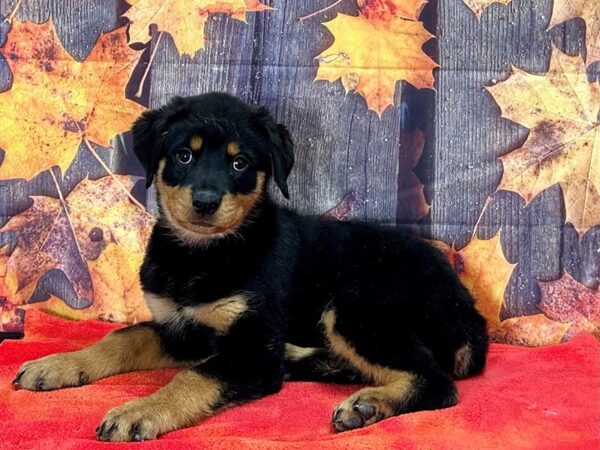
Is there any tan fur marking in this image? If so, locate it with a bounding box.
[321,309,414,386]
[284,343,319,362]
[156,159,266,239]
[226,142,240,156]
[145,292,178,323]
[454,343,472,378]
[100,369,221,441]
[189,135,203,151]
[185,295,248,334]
[15,326,177,391]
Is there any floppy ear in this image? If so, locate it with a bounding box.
[132,108,167,188]
[254,107,294,199]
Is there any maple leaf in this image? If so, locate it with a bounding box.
[0,176,154,324]
[124,0,271,57]
[321,192,363,221]
[538,272,600,340]
[0,20,144,181]
[315,4,436,116]
[487,48,600,236]
[447,234,571,345]
[357,0,428,21]
[549,0,600,66]
[461,0,512,19]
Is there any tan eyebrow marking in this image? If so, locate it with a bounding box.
[227,142,241,157]
[189,135,203,152]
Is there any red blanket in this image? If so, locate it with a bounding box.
[0,311,598,450]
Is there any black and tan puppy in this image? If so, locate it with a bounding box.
[12,93,489,441]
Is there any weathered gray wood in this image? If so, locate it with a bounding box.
[148,0,407,224]
[433,0,598,316]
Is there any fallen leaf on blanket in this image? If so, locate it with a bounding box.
[0,176,154,323]
[448,234,571,345]
[124,0,271,56]
[538,272,600,340]
[487,48,600,236]
[462,0,512,18]
[0,20,143,181]
[315,1,436,116]
[549,0,600,66]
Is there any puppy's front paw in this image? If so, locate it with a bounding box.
[97,398,170,442]
[13,353,90,391]
[332,389,392,432]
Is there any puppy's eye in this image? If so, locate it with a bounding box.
[175,149,193,165]
[232,155,249,172]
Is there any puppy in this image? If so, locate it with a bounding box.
[12,93,489,441]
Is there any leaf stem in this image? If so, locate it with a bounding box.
[49,167,83,256]
[82,138,147,212]
[3,0,23,23]
[299,0,344,22]
[135,31,163,98]
[470,195,493,242]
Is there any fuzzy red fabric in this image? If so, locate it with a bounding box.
[0,310,598,450]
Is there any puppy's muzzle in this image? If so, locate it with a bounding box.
[192,190,222,217]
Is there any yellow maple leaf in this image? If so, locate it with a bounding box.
[447,234,570,345]
[549,0,600,66]
[315,11,436,116]
[124,0,271,57]
[462,0,512,19]
[0,20,144,181]
[0,176,154,324]
[486,48,600,236]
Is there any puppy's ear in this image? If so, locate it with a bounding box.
[132,108,167,188]
[254,107,294,199]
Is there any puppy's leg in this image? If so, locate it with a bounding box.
[284,344,362,383]
[13,324,176,391]
[97,350,283,442]
[321,309,457,432]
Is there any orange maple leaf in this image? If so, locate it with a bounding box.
[0,20,144,181]
[124,0,271,57]
[315,2,436,116]
[462,0,512,19]
[538,272,600,340]
[357,0,428,21]
[447,234,571,345]
[549,0,600,66]
[0,176,154,323]
[487,48,600,236]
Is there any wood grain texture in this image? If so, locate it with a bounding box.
[432,0,599,316]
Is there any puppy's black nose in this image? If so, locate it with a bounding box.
[192,191,221,216]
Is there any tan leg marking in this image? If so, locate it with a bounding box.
[145,292,178,323]
[185,294,248,335]
[321,309,418,431]
[284,343,319,362]
[98,369,221,442]
[14,326,177,391]
[454,343,472,378]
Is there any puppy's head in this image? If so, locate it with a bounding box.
[132,93,294,241]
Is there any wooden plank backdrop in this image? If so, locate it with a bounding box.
[0,0,597,344]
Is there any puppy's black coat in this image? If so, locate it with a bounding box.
[14,93,488,441]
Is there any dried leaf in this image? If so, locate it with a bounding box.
[549,0,600,66]
[357,0,428,21]
[539,272,600,340]
[315,3,436,116]
[321,192,363,220]
[487,48,600,236]
[462,0,512,19]
[0,176,154,323]
[448,235,570,345]
[0,20,144,181]
[124,0,271,56]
